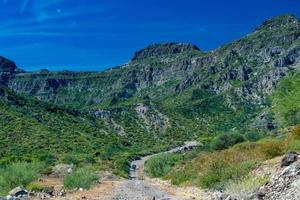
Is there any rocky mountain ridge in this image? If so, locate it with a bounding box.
[4,15,300,137]
[0,14,300,200]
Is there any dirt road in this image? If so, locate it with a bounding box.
[48,141,207,200]
[107,141,200,200]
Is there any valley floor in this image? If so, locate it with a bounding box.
[33,142,210,200]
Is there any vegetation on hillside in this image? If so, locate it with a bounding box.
[0,14,300,195]
[272,72,300,126]
[63,166,99,189]
[0,162,44,195]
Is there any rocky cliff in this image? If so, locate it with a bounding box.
[0,56,19,86]
[0,15,300,197]
[6,15,300,137]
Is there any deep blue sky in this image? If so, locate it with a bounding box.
[0,0,300,71]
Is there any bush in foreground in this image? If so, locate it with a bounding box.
[0,162,44,195]
[63,166,98,189]
[210,133,245,151]
[225,176,268,199]
[145,153,180,177]
[166,138,286,189]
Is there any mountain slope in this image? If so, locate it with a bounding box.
[8,15,300,136]
[0,14,300,179]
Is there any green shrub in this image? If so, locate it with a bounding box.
[211,133,245,151]
[84,154,96,164]
[0,162,44,195]
[244,131,263,142]
[27,182,44,192]
[35,153,57,166]
[62,154,81,165]
[167,139,286,188]
[259,140,284,158]
[272,73,300,126]
[198,160,257,189]
[113,156,131,177]
[63,167,98,189]
[290,125,300,139]
[225,176,268,199]
[145,153,180,177]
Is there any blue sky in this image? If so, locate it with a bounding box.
[0,0,300,71]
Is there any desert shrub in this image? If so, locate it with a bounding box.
[101,144,123,160]
[84,154,96,164]
[62,154,80,165]
[210,133,245,150]
[198,160,257,189]
[113,156,131,177]
[244,131,263,142]
[169,170,195,185]
[35,153,57,166]
[286,125,300,151]
[0,162,44,195]
[145,153,180,177]
[290,125,300,139]
[259,140,285,158]
[26,182,44,192]
[225,176,268,199]
[167,139,286,189]
[285,108,300,125]
[272,73,300,126]
[63,166,98,189]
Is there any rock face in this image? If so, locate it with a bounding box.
[0,56,18,86]
[256,14,300,31]
[0,186,29,200]
[9,15,300,103]
[51,164,73,178]
[281,152,298,167]
[5,14,300,136]
[131,42,200,61]
[256,159,300,200]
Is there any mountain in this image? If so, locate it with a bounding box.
[1,14,300,178]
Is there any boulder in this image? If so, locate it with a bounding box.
[250,191,265,200]
[51,164,73,177]
[0,56,18,86]
[281,152,298,167]
[42,187,54,196]
[8,187,28,197]
[53,185,65,197]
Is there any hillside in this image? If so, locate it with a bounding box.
[8,15,300,135]
[0,14,300,199]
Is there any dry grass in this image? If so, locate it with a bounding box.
[166,139,286,188]
[225,176,268,199]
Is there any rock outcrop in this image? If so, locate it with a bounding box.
[281,152,298,167]
[131,42,200,61]
[0,187,29,200]
[0,56,18,86]
[255,158,300,200]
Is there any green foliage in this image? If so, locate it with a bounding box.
[259,140,284,158]
[0,15,300,192]
[286,125,300,151]
[225,176,268,199]
[145,153,180,177]
[244,131,263,142]
[62,154,81,165]
[63,166,98,190]
[199,160,257,189]
[272,73,300,126]
[26,182,45,192]
[210,133,245,150]
[0,162,44,195]
[166,138,287,189]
